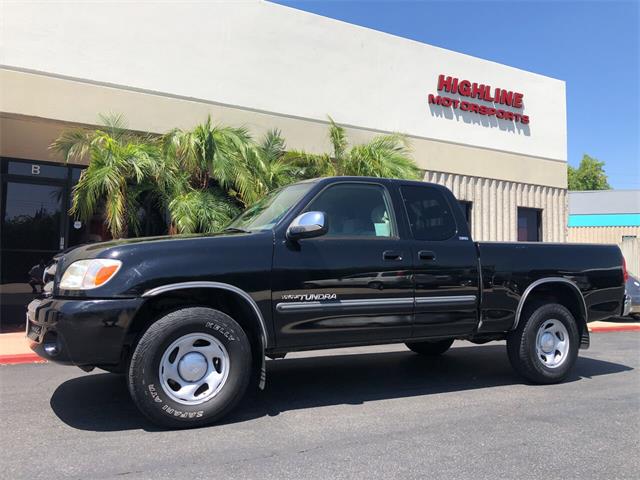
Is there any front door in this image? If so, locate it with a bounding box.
[399,184,479,338]
[272,182,414,348]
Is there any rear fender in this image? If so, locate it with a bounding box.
[513,277,590,349]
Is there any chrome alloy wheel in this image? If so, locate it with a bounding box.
[159,333,230,405]
[535,319,570,369]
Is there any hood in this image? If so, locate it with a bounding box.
[53,230,274,298]
[62,231,251,262]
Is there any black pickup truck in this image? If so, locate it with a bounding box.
[27,176,627,428]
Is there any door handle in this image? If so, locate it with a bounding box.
[383,250,403,261]
[418,250,436,261]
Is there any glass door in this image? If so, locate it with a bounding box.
[1,179,66,332]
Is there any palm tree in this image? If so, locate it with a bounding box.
[286,117,420,180]
[163,116,256,205]
[241,129,299,202]
[50,114,175,238]
[161,116,262,234]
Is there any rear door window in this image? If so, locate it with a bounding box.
[400,185,457,241]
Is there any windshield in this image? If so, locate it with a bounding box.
[227,183,314,231]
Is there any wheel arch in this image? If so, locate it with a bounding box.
[127,281,269,388]
[513,277,590,348]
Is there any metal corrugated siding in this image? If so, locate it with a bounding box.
[567,226,640,243]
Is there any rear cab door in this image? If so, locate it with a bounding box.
[397,182,480,338]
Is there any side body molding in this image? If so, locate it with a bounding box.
[142,281,270,388]
[512,277,588,331]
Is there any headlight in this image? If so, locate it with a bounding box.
[59,259,122,290]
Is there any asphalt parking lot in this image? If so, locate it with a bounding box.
[2,333,639,480]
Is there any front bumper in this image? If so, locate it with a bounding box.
[26,296,143,366]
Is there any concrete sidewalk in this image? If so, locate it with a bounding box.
[589,320,640,332]
[0,332,44,364]
[2,320,638,365]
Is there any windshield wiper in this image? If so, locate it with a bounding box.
[223,227,251,233]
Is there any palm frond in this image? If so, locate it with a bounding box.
[327,116,348,161]
[98,112,129,141]
[259,129,286,163]
[103,186,126,238]
[168,188,240,234]
[346,133,418,179]
[284,150,336,178]
[49,128,93,163]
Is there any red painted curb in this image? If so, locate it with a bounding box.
[0,353,47,365]
[589,325,640,333]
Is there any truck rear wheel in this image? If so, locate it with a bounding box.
[128,307,252,428]
[506,303,579,384]
[405,338,454,356]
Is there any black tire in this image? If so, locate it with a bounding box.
[507,303,579,384]
[128,307,252,428]
[405,338,454,356]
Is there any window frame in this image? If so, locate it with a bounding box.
[299,181,400,240]
[400,184,459,242]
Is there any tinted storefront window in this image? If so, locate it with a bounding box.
[0,159,84,332]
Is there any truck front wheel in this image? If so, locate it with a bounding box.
[405,338,454,356]
[506,303,579,384]
[128,307,252,428]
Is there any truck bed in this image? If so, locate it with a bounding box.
[476,241,625,334]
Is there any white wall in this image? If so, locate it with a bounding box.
[1,0,567,162]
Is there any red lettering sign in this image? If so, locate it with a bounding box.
[432,74,529,125]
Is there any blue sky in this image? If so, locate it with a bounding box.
[271,0,639,189]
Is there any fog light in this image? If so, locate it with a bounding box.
[44,343,59,356]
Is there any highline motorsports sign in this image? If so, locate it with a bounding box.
[428,74,530,124]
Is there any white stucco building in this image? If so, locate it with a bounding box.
[1,0,568,296]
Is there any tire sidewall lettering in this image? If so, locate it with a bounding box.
[204,321,238,342]
[161,404,204,418]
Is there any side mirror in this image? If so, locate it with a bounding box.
[286,211,328,241]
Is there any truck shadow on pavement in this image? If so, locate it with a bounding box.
[49,344,633,432]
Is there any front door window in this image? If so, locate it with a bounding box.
[305,183,396,238]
